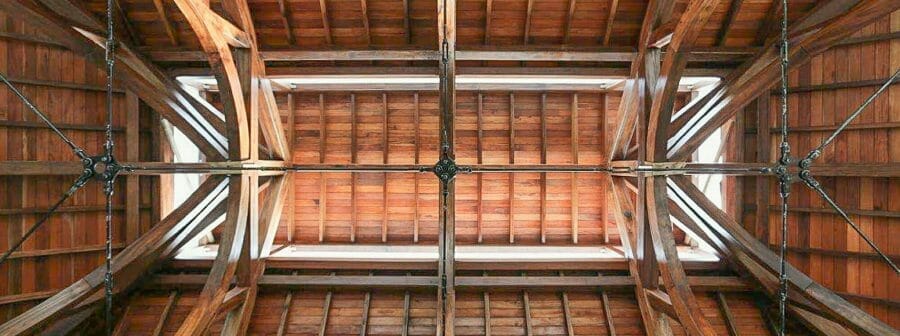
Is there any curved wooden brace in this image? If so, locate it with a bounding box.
[609,177,672,335]
[645,176,717,335]
[667,0,900,161]
[175,175,250,336]
[173,0,252,160]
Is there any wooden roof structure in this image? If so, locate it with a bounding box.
[0,0,898,335]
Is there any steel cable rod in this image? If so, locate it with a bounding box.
[0,71,88,160]
[800,175,900,274]
[775,0,791,334]
[801,67,900,164]
[103,0,117,334]
[0,172,92,266]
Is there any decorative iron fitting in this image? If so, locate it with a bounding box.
[433,156,460,183]
[83,155,124,182]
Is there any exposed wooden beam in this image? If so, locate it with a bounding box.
[716,0,743,46]
[260,79,290,160]
[359,0,371,46]
[715,292,739,336]
[571,93,579,244]
[275,290,293,336]
[404,0,412,44]
[523,0,534,45]
[608,178,671,335]
[484,0,493,44]
[509,93,516,243]
[152,291,179,336]
[151,0,179,46]
[125,91,141,244]
[402,290,411,336]
[603,0,620,45]
[319,289,332,336]
[276,0,295,45]
[319,0,333,45]
[563,0,577,44]
[600,290,617,336]
[174,176,249,335]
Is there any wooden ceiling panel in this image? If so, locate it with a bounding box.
[83,0,827,53]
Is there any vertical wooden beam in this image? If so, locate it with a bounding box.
[523,287,533,336]
[360,290,371,336]
[360,0,371,46]
[560,272,575,336]
[609,178,671,336]
[600,291,617,336]
[483,289,492,336]
[319,289,333,336]
[477,92,484,243]
[484,0,493,45]
[276,0,295,45]
[319,0,333,45]
[403,0,412,44]
[152,0,179,46]
[540,92,547,244]
[563,0,577,44]
[509,93,516,243]
[755,92,770,242]
[125,91,141,243]
[571,93,579,244]
[319,94,327,243]
[437,0,457,334]
[715,292,739,336]
[350,93,357,243]
[382,93,389,243]
[152,291,179,336]
[413,92,420,243]
[402,289,411,336]
[286,92,296,243]
[175,175,250,336]
[523,0,534,44]
[645,176,716,335]
[603,0,620,45]
[112,305,131,336]
[275,290,293,336]
[716,0,743,46]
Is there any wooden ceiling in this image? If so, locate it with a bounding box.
[1,0,899,334]
[84,0,818,49]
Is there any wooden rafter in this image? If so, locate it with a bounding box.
[717,0,743,46]
[437,0,457,334]
[276,0,295,45]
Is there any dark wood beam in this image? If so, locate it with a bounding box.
[319,0,333,45]
[276,0,295,45]
[563,0,577,44]
[603,0,619,45]
[716,0,743,46]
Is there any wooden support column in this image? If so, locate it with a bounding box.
[351,93,358,243]
[477,92,484,243]
[414,92,420,243]
[509,93,516,243]
[125,91,141,243]
[436,0,457,334]
[540,92,547,244]
[382,93,389,242]
[319,93,327,243]
[571,93,579,244]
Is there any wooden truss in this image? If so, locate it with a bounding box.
[0,0,898,335]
